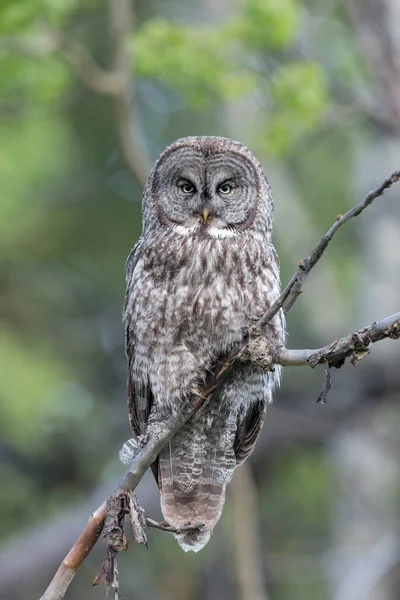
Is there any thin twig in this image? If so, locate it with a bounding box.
[2,31,128,96]
[257,170,400,329]
[315,362,332,404]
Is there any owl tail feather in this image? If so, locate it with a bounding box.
[174,529,211,553]
[158,452,228,553]
[157,421,235,552]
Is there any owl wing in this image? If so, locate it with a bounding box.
[124,238,154,439]
[234,399,266,465]
[126,371,154,439]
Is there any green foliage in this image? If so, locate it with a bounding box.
[0,53,72,104]
[0,0,97,105]
[236,0,298,50]
[0,118,75,255]
[0,464,40,535]
[1,0,332,156]
[260,447,331,543]
[0,327,67,452]
[133,19,256,108]
[263,63,329,156]
[0,0,96,33]
[271,63,328,118]
[133,2,329,154]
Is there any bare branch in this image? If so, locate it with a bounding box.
[39,501,107,600]
[231,465,271,600]
[107,0,151,188]
[4,6,152,187]
[58,36,127,96]
[258,170,400,328]
[39,394,209,600]
[60,1,152,188]
[2,32,128,96]
[38,166,400,600]
[39,309,400,599]
[277,311,400,367]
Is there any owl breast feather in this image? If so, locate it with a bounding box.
[129,230,282,411]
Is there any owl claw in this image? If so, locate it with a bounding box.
[145,518,205,534]
[119,434,148,464]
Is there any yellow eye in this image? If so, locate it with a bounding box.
[180,182,195,194]
[218,183,232,195]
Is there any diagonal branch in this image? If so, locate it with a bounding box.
[38,166,400,599]
[4,20,151,187]
[258,170,400,328]
[38,309,400,599]
[56,34,127,96]
[21,1,152,188]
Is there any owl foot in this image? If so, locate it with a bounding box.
[146,517,205,534]
[119,434,148,464]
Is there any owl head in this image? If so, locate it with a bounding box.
[142,136,274,237]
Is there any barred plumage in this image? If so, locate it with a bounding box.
[122,136,285,551]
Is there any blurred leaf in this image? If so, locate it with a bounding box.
[0,0,99,33]
[0,464,39,535]
[0,118,76,255]
[271,62,328,118]
[236,0,299,50]
[261,62,329,156]
[0,52,72,103]
[260,448,331,543]
[133,19,257,108]
[0,326,67,452]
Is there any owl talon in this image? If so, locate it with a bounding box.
[145,518,205,534]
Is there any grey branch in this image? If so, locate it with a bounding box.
[3,31,127,96]
[8,1,153,188]
[38,169,400,599]
[258,170,400,328]
[231,465,271,600]
[277,311,400,368]
[57,34,127,96]
[107,0,151,188]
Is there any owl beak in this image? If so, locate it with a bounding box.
[202,209,210,223]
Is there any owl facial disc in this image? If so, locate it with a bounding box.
[149,137,269,234]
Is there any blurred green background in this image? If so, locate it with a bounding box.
[1,0,400,599]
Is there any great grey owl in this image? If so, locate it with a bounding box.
[121,136,285,552]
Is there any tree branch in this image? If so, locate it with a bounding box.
[6,3,152,188]
[277,311,400,368]
[59,1,152,189]
[2,32,128,96]
[107,0,151,188]
[231,465,271,600]
[38,314,400,599]
[57,34,127,96]
[38,163,400,599]
[257,170,400,328]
